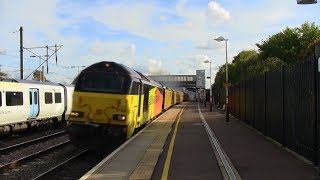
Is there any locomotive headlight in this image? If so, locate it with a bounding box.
[113,114,126,121]
[70,111,84,117]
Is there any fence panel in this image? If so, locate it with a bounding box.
[254,74,266,134]
[234,84,240,119]
[266,69,284,144]
[213,87,225,108]
[230,85,235,116]
[245,79,254,126]
[239,81,246,122]
[225,54,319,164]
[284,57,316,161]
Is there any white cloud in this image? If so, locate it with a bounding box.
[0,0,316,83]
[227,0,296,33]
[66,1,213,43]
[160,15,167,21]
[206,1,231,26]
[129,44,136,56]
[195,39,222,50]
[174,54,211,74]
[88,41,136,59]
[0,48,6,54]
[145,59,169,75]
[181,21,194,29]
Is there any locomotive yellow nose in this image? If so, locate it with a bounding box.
[96,109,102,115]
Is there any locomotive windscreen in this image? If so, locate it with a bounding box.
[74,72,131,94]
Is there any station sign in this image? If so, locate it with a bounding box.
[196,70,205,89]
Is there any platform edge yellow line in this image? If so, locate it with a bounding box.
[161,106,185,180]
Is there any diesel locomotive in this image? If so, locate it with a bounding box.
[67,61,184,147]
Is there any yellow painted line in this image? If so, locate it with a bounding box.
[161,106,185,180]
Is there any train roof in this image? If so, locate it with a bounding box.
[82,61,142,79]
[0,77,18,82]
[79,61,164,88]
[15,79,61,86]
[0,77,73,87]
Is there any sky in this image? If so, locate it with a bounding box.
[0,0,319,87]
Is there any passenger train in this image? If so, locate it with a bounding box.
[67,61,184,147]
[0,78,74,134]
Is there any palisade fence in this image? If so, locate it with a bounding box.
[213,53,320,165]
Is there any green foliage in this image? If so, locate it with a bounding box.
[257,22,320,64]
[214,50,260,87]
[32,70,49,82]
[213,22,320,88]
[0,71,7,77]
[247,57,286,76]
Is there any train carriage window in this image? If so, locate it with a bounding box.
[55,93,62,103]
[34,92,38,105]
[6,91,23,106]
[45,92,53,104]
[0,92,2,107]
[30,92,32,105]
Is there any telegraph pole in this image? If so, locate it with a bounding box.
[46,45,49,73]
[24,44,63,80]
[20,26,23,80]
[16,26,63,80]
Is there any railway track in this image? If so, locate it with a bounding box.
[0,140,70,171]
[0,125,67,149]
[0,130,67,153]
[32,149,88,180]
[0,129,85,179]
[0,128,121,179]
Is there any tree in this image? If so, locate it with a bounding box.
[256,22,320,64]
[213,22,320,90]
[214,50,259,87]
[0,70,7,77]
[32,70,49,82]
[247,57,286,75]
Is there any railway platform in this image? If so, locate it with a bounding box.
[80,101,319,180]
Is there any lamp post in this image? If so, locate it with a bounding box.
[215,36,229,122]
[71,65,86,75]
[204,59,213,112]
[297,0,317,4]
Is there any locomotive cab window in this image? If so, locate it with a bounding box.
[75,72,131,94]
[143,85,149,112]
[6,91,23,106]
[45,92,53,104]
[55,92,62,103]
[130,81,140,95]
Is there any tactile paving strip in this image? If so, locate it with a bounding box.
[129,109,180,179]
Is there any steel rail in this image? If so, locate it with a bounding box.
[32,149,88,180]
[0,130,67,153]
[0,140,70,171]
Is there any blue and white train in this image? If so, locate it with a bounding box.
[0,78,74,134]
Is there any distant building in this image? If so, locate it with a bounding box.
[149,72,205,102]
[149,75,196,91]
